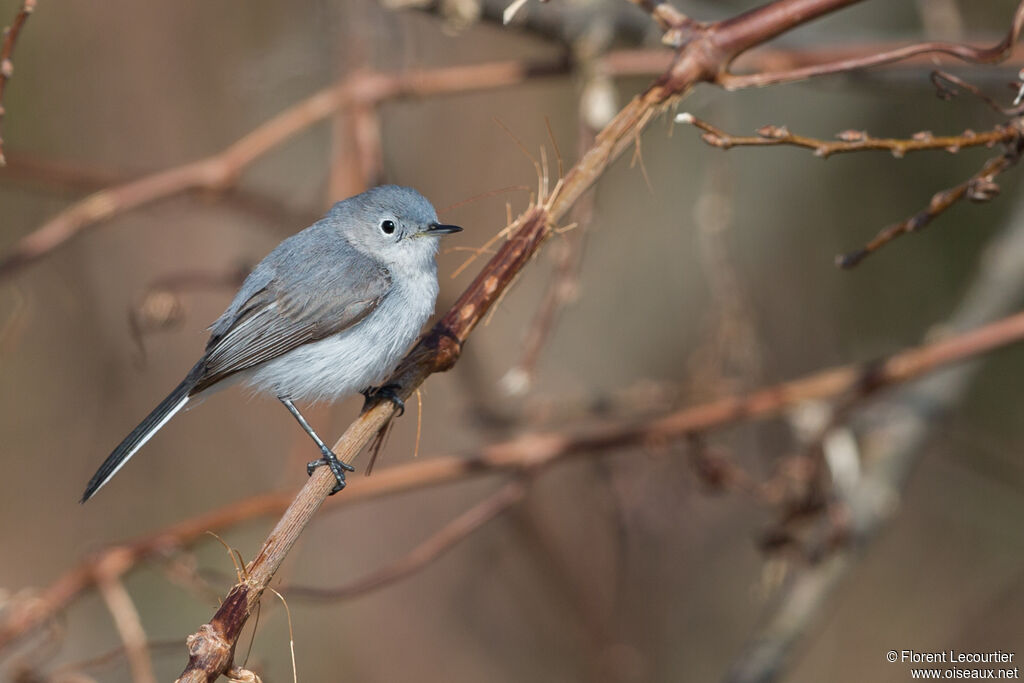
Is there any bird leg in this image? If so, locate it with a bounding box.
[360,383,405,416]
[279,397,354,494]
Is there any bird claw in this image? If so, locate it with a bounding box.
[306,447,355,495]
[361,383,405,416]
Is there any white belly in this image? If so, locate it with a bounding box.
[241,278,436,403]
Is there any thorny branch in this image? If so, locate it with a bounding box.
[501,124,596,396]
[678,113,1022,160]
[0,0,34,165]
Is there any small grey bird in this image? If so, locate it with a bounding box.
[81,185,462,502]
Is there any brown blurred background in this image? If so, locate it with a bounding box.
[2,0,1024,681]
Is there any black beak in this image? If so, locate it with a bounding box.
[427,223,463,234]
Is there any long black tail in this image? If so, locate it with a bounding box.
[81,369,200,503]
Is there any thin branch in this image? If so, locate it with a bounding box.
[930,69,1024,116]
[717,0,1024,89]
[676,112,1024,267]
[837,147,1022,268]
[677,112,1022,159]
[279,479,528,601]
[4,307,1024,654]
[0,0,35,165]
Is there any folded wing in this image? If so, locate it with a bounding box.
[193,241,391,394]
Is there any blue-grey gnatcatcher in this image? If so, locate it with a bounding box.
[81,185,462,502]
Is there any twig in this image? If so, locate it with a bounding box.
[676,112,1024,267]
[279,479,528,601]
[677,112,1021,159]
[930,70,1024,116]
[95,574,158,683]
[836,147,1022,268]
[0,0,35,165]
[716,0,1024,90]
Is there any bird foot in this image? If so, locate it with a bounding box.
[306,446,356,495]
[361,383,405,416]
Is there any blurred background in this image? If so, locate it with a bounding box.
[1,0,1024,681]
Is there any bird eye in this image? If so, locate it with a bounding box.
[380,220,396,235]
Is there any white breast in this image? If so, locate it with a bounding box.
[241,267,439,403]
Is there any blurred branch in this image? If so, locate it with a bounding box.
[44,640,181,681]
[0,0,35,165]
[411,0,660,47]
[726,167,1024,683]
[5,307,1024,656]
[0,57,572,281]
[95,575,158,683]
[678,113,1022,159]
[0,152,131,192]
[326,95,381,200]
[914,0,963,41]
[279,479,528,601]
[128,265,250,368]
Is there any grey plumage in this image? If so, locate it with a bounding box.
[82,185,462,502]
